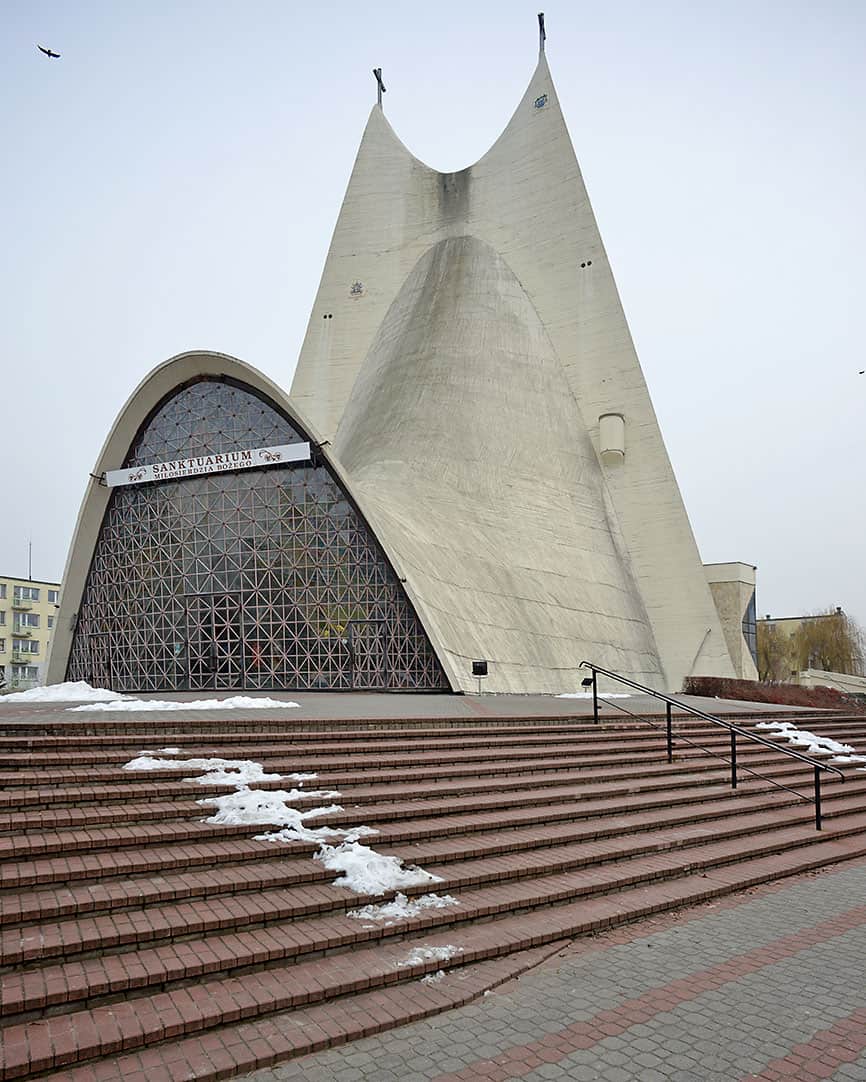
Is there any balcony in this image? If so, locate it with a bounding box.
[9,678,37,691]
[12,626,33,638]
[11,597,33,611]
[11,651,38,665]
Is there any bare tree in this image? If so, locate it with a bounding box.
[757,621,793,683]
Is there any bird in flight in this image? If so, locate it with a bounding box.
[37,44,61,58]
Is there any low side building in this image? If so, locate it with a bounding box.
[704,563,758,681]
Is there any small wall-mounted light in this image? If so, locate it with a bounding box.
[599,413,625,465]
[472,660,488,694]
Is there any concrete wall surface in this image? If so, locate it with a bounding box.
[798,669,866,694]
[291,51,735,691]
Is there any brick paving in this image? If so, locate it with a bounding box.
[247,857,866,1082]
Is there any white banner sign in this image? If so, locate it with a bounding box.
[105,442,311,488]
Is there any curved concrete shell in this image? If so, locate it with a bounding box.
[335,235,663,692]
[290,52,735,691]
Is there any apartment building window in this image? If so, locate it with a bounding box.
[13,586,40,601]
[0,584,6,599]
[47,616,54,629]
[12,665,39,680]
[48,589,59,604]
[0,639,5,653]
[14,613,40,629]
[0,610,5,625]
[13,639,39,654]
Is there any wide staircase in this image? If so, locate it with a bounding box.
[2,706,866,1080]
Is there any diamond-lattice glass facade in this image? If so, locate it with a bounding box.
[67,378,447,692]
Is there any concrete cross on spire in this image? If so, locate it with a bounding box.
[373,67,386,107]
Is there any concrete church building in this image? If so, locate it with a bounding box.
[48,28,748,695]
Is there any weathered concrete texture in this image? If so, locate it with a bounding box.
[705,562,759,681]
[290,53,735,693]
[335,235,663,693]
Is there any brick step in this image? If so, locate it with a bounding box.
[0,747,840,817]
[294,769,854,832]
[0,721,719,752]
[336,774,857,848]
[0,753,758,809]
[0,789,337,835]
[0,754,834,830]
[0,745,736,790]
[5,784,860,927]
[5,802,866,980]
[1,766,857,867]
[0,835,315,892]
[0,710,825,739]
[0,773,836,894]
[0,721,856,786]
[4,829,866,1081]
[0,820,268,863]
[1,714,861,755]
[4,718,859,771]
[0,715,604,739]
[0,719,858,797]
[7,777,864,926]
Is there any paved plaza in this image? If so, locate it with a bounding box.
[247,855,866,1082]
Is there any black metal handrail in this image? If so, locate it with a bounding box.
[579,661,845,830]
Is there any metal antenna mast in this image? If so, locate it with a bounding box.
[538,12,546,53]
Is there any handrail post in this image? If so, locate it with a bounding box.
[815,766,822,831]
[666,702,672,764]
[591,669,598,725]
[730,729,737,789]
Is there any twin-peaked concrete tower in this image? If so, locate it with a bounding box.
[289,48,736,692]
[50,36,740,694]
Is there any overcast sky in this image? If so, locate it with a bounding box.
[2,1,864,624]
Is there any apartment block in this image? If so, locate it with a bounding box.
[0,575,61,690]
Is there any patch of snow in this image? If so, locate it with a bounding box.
[348,892,459,925]
[198,786,341,826]
[315,841,443,896]
[396,944,463,968]
[258,823,378,845]
[69,695,299,712]
[556,692,632,699]
[127,747,444,899]
[123,754,282,785]
[421,970,447,985]
[755,720,856,756]
[830,754,866,771]
[3,681,125,703]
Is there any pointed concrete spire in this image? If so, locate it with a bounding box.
[289,44,737,692]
